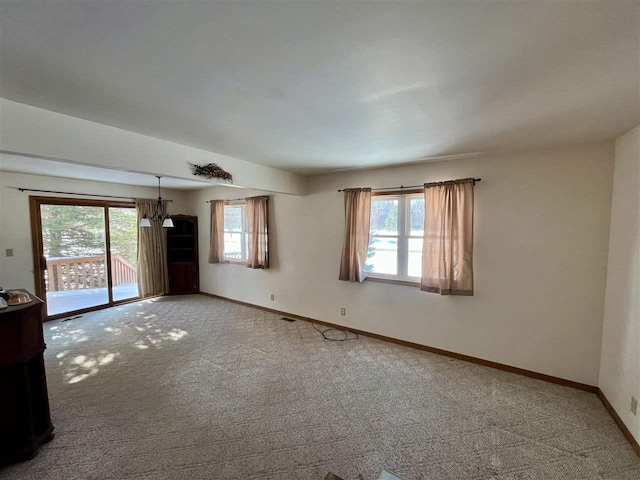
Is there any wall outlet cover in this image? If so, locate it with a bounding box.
[5,249,14,257]
[631,397,637,415]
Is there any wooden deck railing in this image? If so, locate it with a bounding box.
[45,254,137,292]
[110,255,137,287]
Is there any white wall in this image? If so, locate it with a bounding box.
[0,99,306,195]
[194,142,614,386]
[0,171,192,291]
[599,126,640,442]
[1,141,619,389]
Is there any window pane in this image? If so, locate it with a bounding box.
[109,207,139,302]
[408,238,423,278]
[224,206,243,232]
[410,198,425,236]
[40,205,108,316]
[365,237,398,275]
[370,199,398,235]
[224,232,243,260]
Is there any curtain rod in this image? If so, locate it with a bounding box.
[337,178,481,192]
[17,187,173,201]
[205,195,269,203]
[205,198,244,203]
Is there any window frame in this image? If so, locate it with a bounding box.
[366,191,424,285]
[222,201,248,264]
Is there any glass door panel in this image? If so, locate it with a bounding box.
[109,207,139,302]
[41,205,109,316]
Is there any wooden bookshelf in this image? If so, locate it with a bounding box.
[166,215,199,294]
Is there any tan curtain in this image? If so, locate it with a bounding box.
[421,179,474,295]
[339,188,372,282]
[208,200,225,263]
[246,196,269,269]
[136,199,169,297]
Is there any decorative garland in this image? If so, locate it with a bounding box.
[192,163,233,183]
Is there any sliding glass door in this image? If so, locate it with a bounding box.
[30,198,139,319]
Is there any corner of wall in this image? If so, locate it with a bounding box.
[598,124,640,444]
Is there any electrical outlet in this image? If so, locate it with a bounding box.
[270,294,275,301]
[631,397,637,416]
[340,307,346,316]
[5,249,13,257]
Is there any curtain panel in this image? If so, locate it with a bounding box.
[208,200,225,263]
[136,199,169,297]
[339,188,372,282]
[246,196,269,269]
[421,179,475,295]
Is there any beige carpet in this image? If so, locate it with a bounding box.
[1,295,638,479]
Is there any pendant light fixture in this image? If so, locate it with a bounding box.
[140,176,174,228]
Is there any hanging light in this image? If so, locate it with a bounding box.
[140,176,173,228]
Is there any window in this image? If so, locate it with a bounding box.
[365,193,424,282]
[223,203,248,262]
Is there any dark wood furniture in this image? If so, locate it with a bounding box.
[0,291,54,466]
[166,215,199,294]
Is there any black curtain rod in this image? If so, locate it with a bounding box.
[205,195,269,203]
[205,198,243,203]
[17,188,173,201]
[337,178,481,193]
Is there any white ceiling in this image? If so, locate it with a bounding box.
[0,153,216,190]
[1,1,638,175]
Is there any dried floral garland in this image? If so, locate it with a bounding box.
[192,163,233,183]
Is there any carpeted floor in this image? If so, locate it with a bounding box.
[1,295,638,479]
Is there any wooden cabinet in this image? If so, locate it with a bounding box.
[166,215,199,294]
[0,291,54,466]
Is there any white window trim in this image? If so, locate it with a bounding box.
[223,202,248,263]
[367,193,423,283]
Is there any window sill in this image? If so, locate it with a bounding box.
[365,276,420,287]
[224,259,247,265]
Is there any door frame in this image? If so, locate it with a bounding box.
[29,196,140,321]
